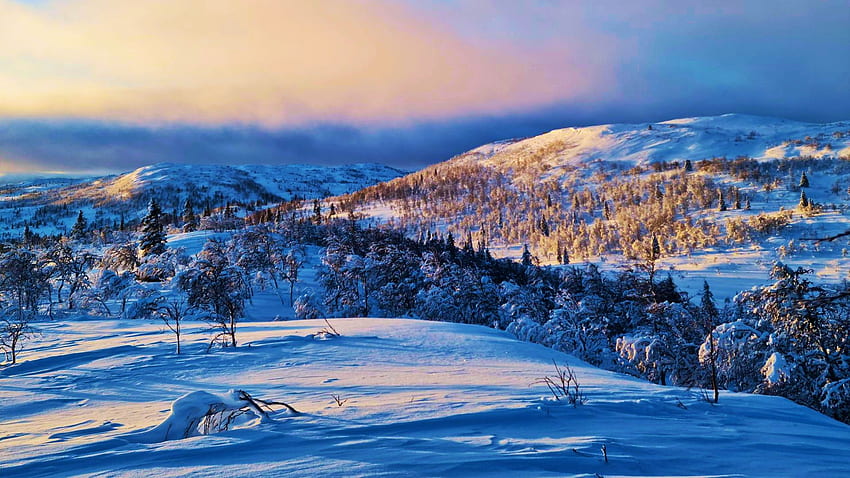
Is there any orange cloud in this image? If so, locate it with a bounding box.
[0,0,599,126]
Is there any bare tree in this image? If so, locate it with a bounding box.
[145,294,193,354]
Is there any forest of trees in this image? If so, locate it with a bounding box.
[3,199,848,424]
[339,154,850,264]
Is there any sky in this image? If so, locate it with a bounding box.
[0,0,848,174]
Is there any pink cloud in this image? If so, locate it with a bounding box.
[0,0,602,126]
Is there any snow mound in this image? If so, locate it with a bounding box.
[128,389,296,443]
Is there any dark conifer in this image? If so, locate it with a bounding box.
[70,210,87,239]
[140,199,167,256]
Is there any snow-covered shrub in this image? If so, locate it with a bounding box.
[129,390,297,442]
[136,247,188,282]
[294,290,323,320]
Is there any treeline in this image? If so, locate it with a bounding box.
[2,201,848,423]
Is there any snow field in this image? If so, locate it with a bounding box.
[2,318,849,477]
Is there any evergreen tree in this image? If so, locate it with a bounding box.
[70,211,87,239]
[23,225,34,245]
[539,217,550,236]
[562,247,570,265]
[312,199,322,224]
[799,191,809,209]
[799,172,809,188]
[140,199,167,256]
[651,234,661,260]
[718,189,727,212]
[521,244,533,267]
[745,197,751,210]
[684,159,693,172]
[701,281,720,404]
[181,198,198,233]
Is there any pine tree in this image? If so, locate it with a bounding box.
[444,232,453,248]
[539,217,550,237]
[651,235,661,260]
[140,199,167,256]
[701,281,720,404]
[799,191,809,209]
[70,211,87,239]
[799,172,809,188]
[181,198,198,233]
[733,188,741,209]
[312,199,322,224]
[684,159,693,172]
[23,225,34,245]
[718,189,727,212]
[521,244,533,267]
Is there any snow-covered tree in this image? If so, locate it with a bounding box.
[70,210,87,240]
[177,238,250,348]
[181,198,198,233]
[140,199,167,257]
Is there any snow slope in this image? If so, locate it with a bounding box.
[458,113,850,169]
[2,318,849,477]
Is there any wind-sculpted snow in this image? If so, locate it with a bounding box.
[1,318,849,477]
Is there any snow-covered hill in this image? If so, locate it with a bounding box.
[0,162,405,239]
[341,113,850,299]
[2,318,848,477]
[460,113,850,169]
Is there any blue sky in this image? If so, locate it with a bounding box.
[0,0,848,174]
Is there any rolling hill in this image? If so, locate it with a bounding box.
[0,162,405,240]
[338,113,850,297]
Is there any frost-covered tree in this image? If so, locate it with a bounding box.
[294,290,323,320]
[101,242,140,273]
[0,249,48,364]
[738,263,850,421]
[182,198,198,233]
[0,307,34,365]
[799,172,809,188]
[177,238,250,348]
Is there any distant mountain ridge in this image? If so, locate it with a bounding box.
[0,162,405,239]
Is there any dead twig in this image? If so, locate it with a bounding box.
[533,360,585,406]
